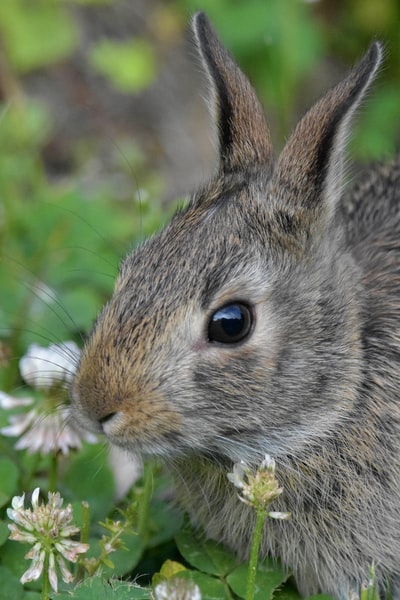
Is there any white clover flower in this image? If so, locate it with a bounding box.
[154,579,202,600]
[1,405,97,455]
[0,342,96,455]
[7,487,89,592]
[227,454,290,519]
[19,341,81,390]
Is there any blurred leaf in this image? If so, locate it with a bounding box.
[0,538,30,578]
[351,85,399,160]
[0,565,24,600]
[0,521,10,547]
[147,499,183,549]
[89,38,157,93]
[0,458,19,508]
[63,443,115,522]
[0,102,52,149]
[0,0,77,73]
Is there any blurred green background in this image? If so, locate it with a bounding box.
[0,0,399,390]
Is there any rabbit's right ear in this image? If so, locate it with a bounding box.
[273,42,383,228]
[192,12,273,174]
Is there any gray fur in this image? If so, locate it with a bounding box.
[71,13,400,598]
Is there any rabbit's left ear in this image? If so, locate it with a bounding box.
[192,12,273,174]
[273,42,383,223]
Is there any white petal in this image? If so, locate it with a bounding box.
[48,552,58,592]
[55,540,89,561]
[31,488,40,509]
[20,549,45,584]
[8,524,36,543]
[1,410,37,437]
[260,454,275,471]
[268,511,291,520]
[11,492,25,510]
[0,391,33,409]
[57,555,74,584]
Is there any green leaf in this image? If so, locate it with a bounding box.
[0,521,10,547]
[89,38,157,93]
[147,499,183,548]
[0,539,30,578]
[62,443,115,522]
[0,566,24,600]
[57,577,151,599]
[178,570,230,600]
[152,559,187,586]
[227,558,290,600]
[175,525,238,577]
[0,458,19,508]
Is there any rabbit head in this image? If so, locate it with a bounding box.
[71,13,382,465]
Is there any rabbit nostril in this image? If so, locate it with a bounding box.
[99,412,117,426]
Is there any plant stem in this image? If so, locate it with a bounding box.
[76,501,90,583]
[137,460,154,543]
[48,453,58,491]
[246,509,265,600]
[41,552,50,600]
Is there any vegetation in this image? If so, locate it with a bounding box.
[0,0,398,598]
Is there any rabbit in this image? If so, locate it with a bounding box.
[71,12,400,599]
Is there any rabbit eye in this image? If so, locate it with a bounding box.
[208,303,252,344]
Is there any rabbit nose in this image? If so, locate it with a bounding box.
[98,411,117,428]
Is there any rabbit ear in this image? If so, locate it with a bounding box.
[192,12,273,174]
[273,42,383,224]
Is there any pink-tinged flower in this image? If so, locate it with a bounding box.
[7,488,89,592]
[0,342,96,455]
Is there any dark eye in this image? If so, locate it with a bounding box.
[208,303,253,344]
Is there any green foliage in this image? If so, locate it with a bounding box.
[150,522,293,599]
[89,39,157,93]
[0,565,26,600]
[56,577,150,600]
[0,1,77,73]
[0,1,398,599]
[0,458,19,508]
[63,445,116,522]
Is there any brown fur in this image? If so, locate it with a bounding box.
[71,13,400,598]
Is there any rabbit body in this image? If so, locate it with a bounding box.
[71,13,400,599]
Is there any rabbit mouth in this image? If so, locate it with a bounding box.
[98,410,189,458]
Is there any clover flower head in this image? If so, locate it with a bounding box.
[19,341,80,390]
[154,578,202,600]
[227,454,290,519]
[7,487,89,592]
[0,342,96,455]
